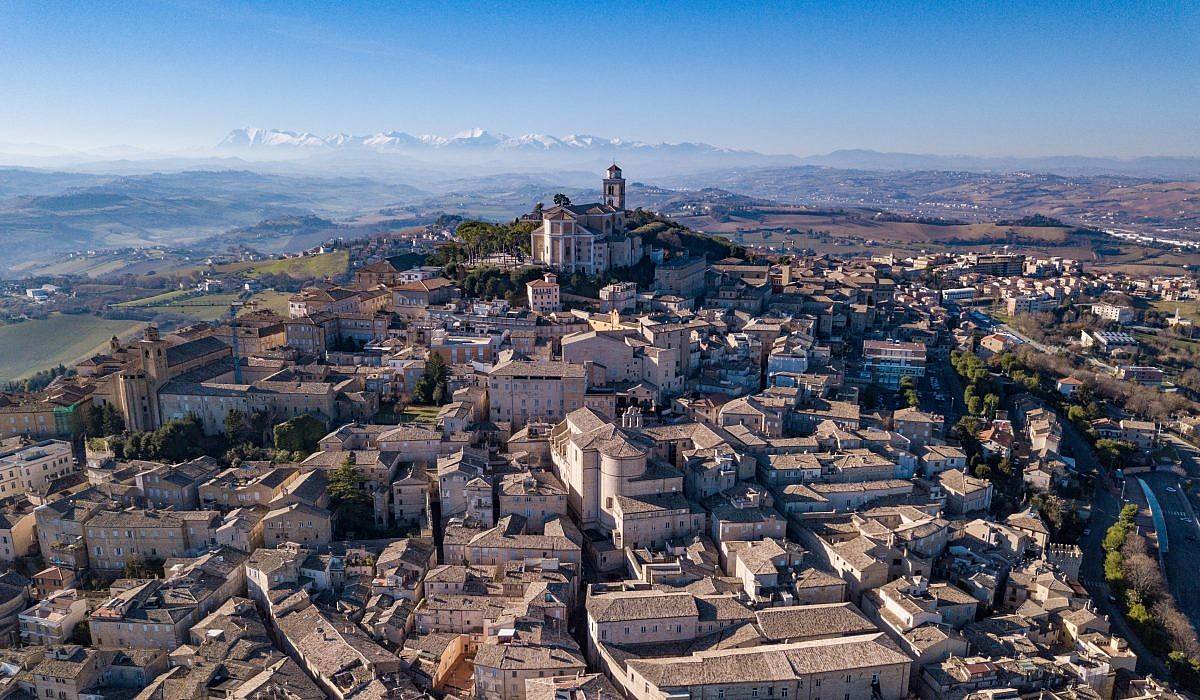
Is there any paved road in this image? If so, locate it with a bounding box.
[1063,418,1170,678]
[1153,437,1200,633]
[971,310,1058,355]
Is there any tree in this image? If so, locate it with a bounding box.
[224,409,250,443]
[414,352,450,406]
[83,403,124,438]
[329,455,374,538]
[982,393,1000,419]
[553,193,571,206]
[902,389,920,408]
[1095,439,1133,471]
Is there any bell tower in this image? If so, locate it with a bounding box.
[602,163,625,210]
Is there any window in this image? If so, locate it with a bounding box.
[752,689,758,698]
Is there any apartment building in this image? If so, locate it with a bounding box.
[89,550,245,650]
[1091,302,1135,324]
[83,509,217,572]
[0,438,76,499]
[35,488,114,572]
[198,465,299,509]
[0,497,38,561]
[473,641,587,700]
[938,469,994,514]
[262,502,332,547]
[18,588,87,645]
[135,456,221,509]
[526,273,561,313]
[443,514,582,567]
[488,360,587,429]
[863,339,927,388]
[586,588,912,700]
[892,408,942,449]
[392,462,430,530]
[498,470,569,530]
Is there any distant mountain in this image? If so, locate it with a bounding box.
[217,127,769,157]
[800,149,1200,179]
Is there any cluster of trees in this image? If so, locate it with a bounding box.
[4,364,74,393]
[1008,307,1102,347]
[1093,438,1136,471]
[448,265,544,306]
[110,416,206,462]
[1014,344,1193,423]
[82,403,125,438]
[97,407,322,466]
[626,210,745,260]
[272,414,327,457]
[1028,491,1083,542]
[950,351,1003,420]
[449,220,535,264]
[413,352,450,406]
[1104,503,1200,690]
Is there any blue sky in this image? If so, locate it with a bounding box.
[0,1,1196,156]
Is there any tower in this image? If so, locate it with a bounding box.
[602,163,625,209]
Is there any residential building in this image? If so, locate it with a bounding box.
[526,273,561,314]
[863,339,926,388]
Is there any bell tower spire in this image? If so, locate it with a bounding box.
[603,163,625,210]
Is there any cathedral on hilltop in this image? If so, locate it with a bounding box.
[527,164,644,276]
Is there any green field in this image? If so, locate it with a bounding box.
[241,290,291,316]
[117,289,294,321]
[113,289,194,308]
[151,292,244,321]
[213,250,349,280]
[0,314,146,381]
[1150,299,1200,323]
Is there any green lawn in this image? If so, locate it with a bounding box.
[399,406,442,423]
[0,314,146,381]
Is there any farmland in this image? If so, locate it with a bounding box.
[209,250,349,280]
[115,288,294,321]
[0,314,145,381]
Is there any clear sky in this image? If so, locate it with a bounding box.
[1,0,1197,157]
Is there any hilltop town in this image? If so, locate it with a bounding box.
[0,165,1197,700]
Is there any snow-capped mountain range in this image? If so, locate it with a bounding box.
[217,127,752,155]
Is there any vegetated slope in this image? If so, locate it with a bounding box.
[0,314,145,382]
[665,167,1200,238]
[0,170,426,275]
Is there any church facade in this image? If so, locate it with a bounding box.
[529,164,644,276]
